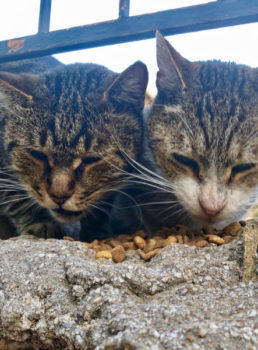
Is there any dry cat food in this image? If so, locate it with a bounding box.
[64,221,245,263]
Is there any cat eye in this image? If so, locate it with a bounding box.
[173,153,200,177]
[230,163,255,178]
[75,156,101,177]
[29,150,49,164]
[82,157,101,166]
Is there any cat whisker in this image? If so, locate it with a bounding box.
[0,196,32,206]
[127,176,174,191]
[105,188,143,224]
[97,200,115,209]
[161,206,187,223]
[113,178,175,196]
[0,172,20,181]
[18,199,40,215]
[242,130,258,146]
[136,189,174,198]
[0,166,16,173]
[88,203,110,216]
[98,200,121,211]
[157,202,183,216]
[0,193,30,199]
[176,208,190,222]
[104,159,175,194]
[0,186,26,193]
[89,111,173,186]
[177,114,194,141]
[0,171,19,176]
[0,179,25,188]
[118,150,173,188]
[115,156,176,195]
[87,109,177,200]
[0,188,23,192]
[0,177,22,183]
[118,200,180,210]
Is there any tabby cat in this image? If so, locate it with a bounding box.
[141,31,258,232]
[110,31,258,234]
[0,56,62,74]
[0,58,148,238]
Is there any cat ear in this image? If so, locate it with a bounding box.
[104,61,148,112]
[0,71,37,106]
[156,30,191,93]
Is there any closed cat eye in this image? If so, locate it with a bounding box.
[231,163,255,178]
[82,157,101,166]
[75,156,101,177]
[29,149,49,164]
[173,153,200,177]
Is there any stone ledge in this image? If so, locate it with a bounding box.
[242,220,258,282]
[0,220,257,349]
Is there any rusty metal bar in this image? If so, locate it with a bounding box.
[38,0,52,33]
[119,0,130,18]
[0,0,258,63]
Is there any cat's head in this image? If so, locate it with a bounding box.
[0,61,148,222]
[147,31,258,228]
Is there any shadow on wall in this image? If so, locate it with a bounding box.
[0,215,17,239]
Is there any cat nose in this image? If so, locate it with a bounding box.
[47,172,75,205]
[199,182,227,217]
[50,194,70,205]
[199,199,226,217]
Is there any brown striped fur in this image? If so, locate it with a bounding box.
[142,32,258,231]
[0,59,148,237]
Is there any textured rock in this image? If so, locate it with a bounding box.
[242,220,258,282]
[0,221,257,350]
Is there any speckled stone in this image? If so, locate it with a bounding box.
[0,221,257,349]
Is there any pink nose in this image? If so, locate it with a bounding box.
[47,174,75,206]
[199,200,225,217]
[50,194,70,205]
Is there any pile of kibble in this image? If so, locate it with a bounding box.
[64,221,244,263]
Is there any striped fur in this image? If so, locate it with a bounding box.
[0,59,148,238]
[142,32,258,231]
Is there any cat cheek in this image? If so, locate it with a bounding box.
[225,187,256,218]
[173,177,200,214]
[31,184,43,198]
[24,184,50,206]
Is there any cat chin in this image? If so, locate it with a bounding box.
[190,215,232,229]
[188,205,248,229]
[172,177,255,229]
[50,208,85,223]
[186,200,243,226]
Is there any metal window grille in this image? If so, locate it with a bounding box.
[0,0,258,63]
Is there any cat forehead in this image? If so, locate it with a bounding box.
[150,103,257,160]
[196,61,258,103]
[39,114,91,152]
[39,63,117,102]
[40,113,116,153]
[47,62,115,82]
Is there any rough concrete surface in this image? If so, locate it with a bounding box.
[242,220,258,282]
[0,221,257,350]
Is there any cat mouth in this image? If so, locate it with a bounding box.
[52,208,83,222]
[194,214,223,226]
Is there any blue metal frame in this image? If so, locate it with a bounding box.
[0,0,258,63]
